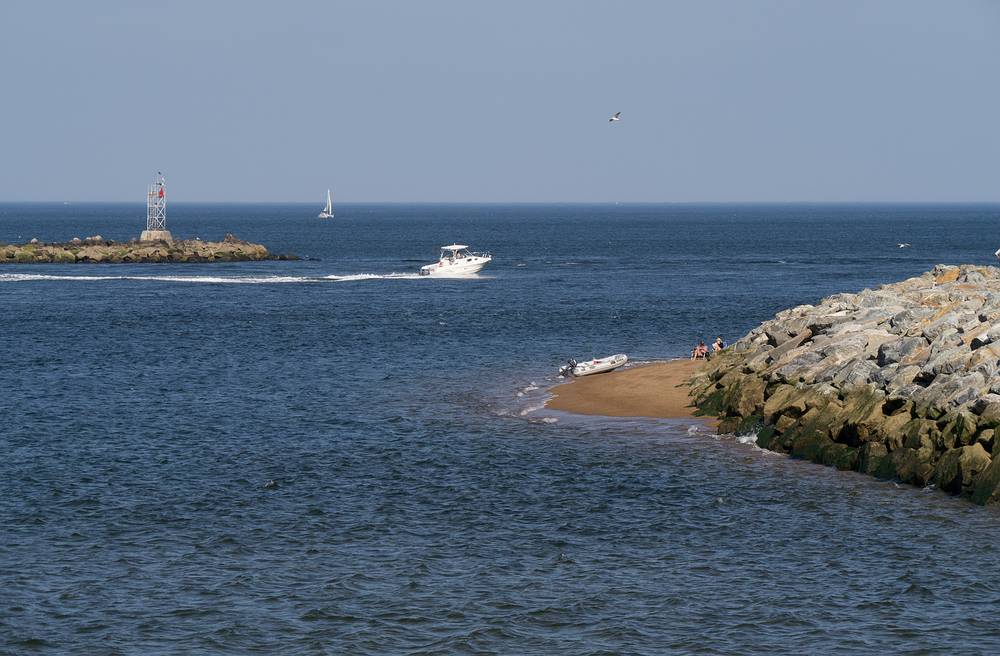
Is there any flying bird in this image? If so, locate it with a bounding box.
[897,243,911,248]
[609,111,621,123]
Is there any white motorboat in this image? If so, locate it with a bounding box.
[419,244,492,277]
[559,353,628,377]
[318,189,334,219]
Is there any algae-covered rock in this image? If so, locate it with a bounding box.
[821,442,858,471]
[977,428,995,453]
[720,375,765,418]
[762,384,808,424]
[937,411,978,449]
[790,427,834,463]
[889,447,935,486]
[858,442,888,476]
[933,444,991,494]
[971,457,1000,504]
[836,386,886,444]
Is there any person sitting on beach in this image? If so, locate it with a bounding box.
[692,341,708,360]
[713,336,725,352]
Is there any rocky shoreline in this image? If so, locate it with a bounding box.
[690,264,1000,504]
[0,234,297,264]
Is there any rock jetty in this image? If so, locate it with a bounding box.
[0,234,297,264]
[690,265,1000,504]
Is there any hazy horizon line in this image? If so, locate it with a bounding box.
[3,200,1000,206]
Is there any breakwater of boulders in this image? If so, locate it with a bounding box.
[0,234,297,263]
[690,265,1000,504]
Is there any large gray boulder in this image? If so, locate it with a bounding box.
[876,337,927,366]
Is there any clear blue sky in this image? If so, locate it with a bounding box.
[1,1,998,202]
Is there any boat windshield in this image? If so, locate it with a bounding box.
[441,248,470,260]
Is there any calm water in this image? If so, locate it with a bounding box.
[3,203,1000,655]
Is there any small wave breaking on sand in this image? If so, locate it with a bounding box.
[718,430,782,455]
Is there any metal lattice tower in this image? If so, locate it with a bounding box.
[146,172,166,230]
[139,171,173,242]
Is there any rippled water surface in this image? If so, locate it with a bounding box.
[3,203,1000,654]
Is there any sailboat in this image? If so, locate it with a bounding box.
[318,189,334,219]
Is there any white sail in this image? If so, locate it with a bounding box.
[318,189,334,218]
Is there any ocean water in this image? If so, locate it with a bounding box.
[3,202,1000,655]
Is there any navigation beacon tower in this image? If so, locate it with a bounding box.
[139,171,173,242]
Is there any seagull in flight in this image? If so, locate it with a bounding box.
[609,111,621,123]
[897,243,911,248]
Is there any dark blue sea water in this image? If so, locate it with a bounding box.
[3,203,1000,655]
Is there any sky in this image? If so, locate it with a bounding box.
[1,0,998,202]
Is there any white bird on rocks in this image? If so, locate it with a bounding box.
[609,111,621,123]
[897,243,911,248]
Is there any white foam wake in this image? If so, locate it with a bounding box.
[0,271,441,284]
[322,273,424,282]
[0,273,312,284]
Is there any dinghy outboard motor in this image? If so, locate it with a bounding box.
[559,359,578,377]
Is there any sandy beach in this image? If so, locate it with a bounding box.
[545,359,708,420]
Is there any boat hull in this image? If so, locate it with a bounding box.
[419,256,491,277]
[569,353,628,377]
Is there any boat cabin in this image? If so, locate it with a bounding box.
[440,244,472,262]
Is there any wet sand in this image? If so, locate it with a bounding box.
[546,359,709,420]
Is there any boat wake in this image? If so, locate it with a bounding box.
[0,272,486,284]
[322,273,424,282]
[0,273,310,284]
[322,272,492,281]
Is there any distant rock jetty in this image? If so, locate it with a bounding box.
[690,265,1000,504]
[0,234,297,264]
